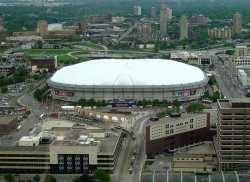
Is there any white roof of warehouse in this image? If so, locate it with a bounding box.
[50,59,207,86]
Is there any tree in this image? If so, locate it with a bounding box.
[33,175,40,182]
[210,91,223,102]
[246,92,250,97]
[44,175,56,182]
[203,90,210,98]
[73,174,94,182]
[172,99,181,107]
[94,169,111,182]
[3,174,15,182]
[208,75,217,86]
[186,102,207,113]
[1,86,8,93]
[225,49,234,55]
[152,99,160,106]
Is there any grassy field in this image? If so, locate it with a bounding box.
[19,48,79,64]
[19,48,75,56]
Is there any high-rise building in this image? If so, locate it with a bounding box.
[0,17,4,32]
[150,6,157,18]
[216,99,250,171]
[133,5,142,16]
[37,20,48,37]
[208,26,232,40]
[235,45,248,58]
[136,22,152,42]
[232,12,242,34]
[166,7,172,21]
[160,2,168,37]
[190,14,210,25]
[179,15,189,40]
[159,0,172,38]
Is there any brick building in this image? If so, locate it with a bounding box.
[145,113,210,158]
[31,56,57,73]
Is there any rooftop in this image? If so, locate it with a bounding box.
[49,59,207,86]
[41,119,75,130]
[218,99,250,109]
[176,142,216,156]
[0,116,16,125]
[51,127,121,154]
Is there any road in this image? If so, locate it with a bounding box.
[0,92,48,146]
[213,52,245,98]
[112,115,149,182]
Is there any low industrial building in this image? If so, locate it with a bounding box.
[0,65,15,75]
[74,107,146,131]
[31,56,57,73]
[170,51,212,65]
[172,142,216,173]
[145,113,210,158]
[238,69,250,88]
[0,116,17,135]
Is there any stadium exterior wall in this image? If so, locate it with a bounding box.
[47,78,208,102]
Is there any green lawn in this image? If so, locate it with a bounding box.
[19,48,75,56]
[18,48,80,64]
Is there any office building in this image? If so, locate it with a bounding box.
[50,129,123,173]
[235,46,248,58]
[160,0,172,37]
[150,6,157,18]
[190,14,210,25]
[232,12,242,34]
[208,26,232,40]
[0,119,123,174]
[0,17,4,32]
[88,14,112,24]
[37,20,48,37]
[133,5,142,16]
[136,22,152,42]
[216,99,250,171]
[0,145,50,173]
[232,46,250,77]
[145,113,210,157]
[31,56,57,73]
[179,15,189,40]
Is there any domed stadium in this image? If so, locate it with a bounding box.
[47,59,208,102]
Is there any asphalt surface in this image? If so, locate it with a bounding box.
[112,115,150,182]
[213,55,245,98]
[0,93,48,146]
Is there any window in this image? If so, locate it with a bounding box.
[190,124,193,129]
[170,129,174,134]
